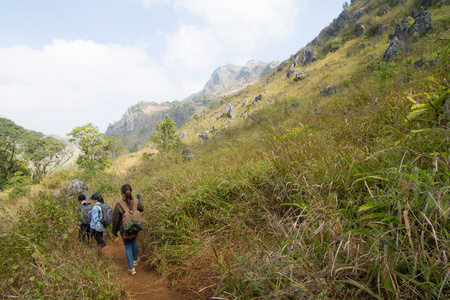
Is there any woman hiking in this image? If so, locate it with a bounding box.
[90,193,107,247]
[112,184,145,275]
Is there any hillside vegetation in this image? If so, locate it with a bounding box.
[1,0,449,299]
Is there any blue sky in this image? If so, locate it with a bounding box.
[0,0,343,137]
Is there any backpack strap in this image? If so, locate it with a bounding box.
[119,198,137,213]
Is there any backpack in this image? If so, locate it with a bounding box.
[79,202,93,225]
[119,199,144,235]
[100,202,113,227]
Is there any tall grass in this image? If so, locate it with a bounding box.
[127,27,450,298]
[0,192,124,299]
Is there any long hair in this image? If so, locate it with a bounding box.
[97,196,105,204]
[121,184,133,202]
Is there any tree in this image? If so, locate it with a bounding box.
[67,123,109,170]
[0,118,30,188]
[103,136,124,160]
[23,134,72,180]
[150,115,182,152]
[68,123,105,159]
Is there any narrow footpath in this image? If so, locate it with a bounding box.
[103,238,186,300]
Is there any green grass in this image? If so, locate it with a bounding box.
[1,0,449,299]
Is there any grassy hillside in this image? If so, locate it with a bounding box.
[1,0,449,299]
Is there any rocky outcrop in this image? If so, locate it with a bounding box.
[106,109,149,136]
[201,60,279,95]
[66,179,89,200]
[383,10,433,63]
[294,69,309,82]
[106,101,196,152]
[326,9,365,37]
[225,103,236,118]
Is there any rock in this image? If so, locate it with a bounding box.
[184,155,195,161]
[409,10,433,36]
[199,131,209,142]
[301,47,316,65]
[225,103,236,118]
[378,6,391,16]
[414,60,424,68]
[66,179,89,198]
[287,69,294,78]
[287,102,300,110]
[311,37,321,46]
[352,9,364,21]
[326,10,352,37]
[320,86,337,97]
[254,94,262,103]
[355,24,365,37]
[383,35,404,63]
[382,10,433,63]
[181,147,192,155]
[294,69,308,82]
[377,23,386,35]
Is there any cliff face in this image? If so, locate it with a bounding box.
[107,60,278,151]
[105,102,196,152]
[202,60,279,95]
[105,109,150,136]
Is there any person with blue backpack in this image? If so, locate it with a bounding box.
[90,193,106,247]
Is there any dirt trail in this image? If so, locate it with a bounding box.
[103,238,186,300]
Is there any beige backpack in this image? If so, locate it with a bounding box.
[119,199,144,235]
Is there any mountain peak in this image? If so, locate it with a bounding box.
[202,60,279,95]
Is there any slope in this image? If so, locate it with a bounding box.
[121,0,450,298]
[1,0,449,299]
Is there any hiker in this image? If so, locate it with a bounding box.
[112,184,144,275]
[76,194,92,243]
[90,193,106,247]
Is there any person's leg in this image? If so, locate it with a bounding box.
[78,225,85,241]
[97,231,106,247]
[122,238,134,270]
[131,238,139,261]
[79,224,89,243]
[93,230,105,247]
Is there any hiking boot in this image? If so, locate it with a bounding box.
[133,258,140,267]
[128,268,136,275]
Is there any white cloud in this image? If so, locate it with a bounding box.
[175,0,303,45]
[0,40,177,136]
[163,24,220,73]
[161,0,304,76]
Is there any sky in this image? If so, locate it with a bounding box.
[0,0,343,137]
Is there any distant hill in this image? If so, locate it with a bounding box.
[106,60,278,151]
[105,101,198,152]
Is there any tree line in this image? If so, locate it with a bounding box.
[0,115,182,192]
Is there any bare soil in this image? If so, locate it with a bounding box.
[103,238,187,300]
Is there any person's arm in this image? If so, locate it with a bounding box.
[90,205,99,231]
[111,203,122,237]
[136,194,144,212]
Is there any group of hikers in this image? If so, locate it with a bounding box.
[76,183,145,275]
